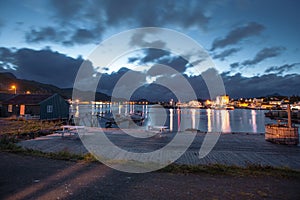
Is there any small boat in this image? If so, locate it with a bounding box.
[225,106,235,110]
[129,110,145,122]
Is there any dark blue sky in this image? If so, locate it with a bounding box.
[0,0,299,98]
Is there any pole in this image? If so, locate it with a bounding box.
[287,104,292,128]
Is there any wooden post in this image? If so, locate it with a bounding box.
[287,104,292,128]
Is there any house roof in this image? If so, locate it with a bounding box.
[0,93,15,102]
[2,94,53,105]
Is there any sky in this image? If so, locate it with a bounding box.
[0,0,299,100]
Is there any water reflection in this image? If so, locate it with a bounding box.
[221,110,231,133]
[207,109,212,132]
[191,109,196,129]
[177,108,181,131]
[169,109,173,132]
[75,104,276,133]
[251,110,257,133]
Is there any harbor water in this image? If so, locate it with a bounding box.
[71,103,281,133]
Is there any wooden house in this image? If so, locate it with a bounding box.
[0,93,15,117]
[1,93,69,120]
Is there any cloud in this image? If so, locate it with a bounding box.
[2,47,299,100]
[128,48,188,73]
[211,22,265,50]
[230,62,240,69]
[223,73,300,98]
[264,63,300,74]
[50,0,84,22]
[129,31,166,48]
[213,48,240,61]
[0,19,4,33]
[26,0,211,46]
[242,46,285,66]
[25,26,66,43]
[0,47,96,88]
[140,49,170,63]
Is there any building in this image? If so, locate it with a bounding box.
[0,93,15,117]
[1,93,69,120]
[215,95,229,107]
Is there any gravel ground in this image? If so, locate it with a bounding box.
[0,152,299,200]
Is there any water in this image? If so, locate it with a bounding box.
[71,103,279,133]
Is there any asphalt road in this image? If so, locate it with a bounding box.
[0,152,299,200]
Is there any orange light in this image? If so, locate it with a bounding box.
[10,85,17,94]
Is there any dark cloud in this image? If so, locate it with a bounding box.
[128,48,188,73]
[87,0,210,28]
[140,49,170,63]
[97,66,300,100]
[0,47,96,88]
[25,26,66,43]
[129,31,166,48]
[223,73,300,98]
[0,19,4,33]
[211,22,265,50]
[230,62,239,69]
[69,28,102,45]
[26,0,211,46]
[242,46,285,66]
[2,47,299,100]
[213,48,240,61]
[264,63,300,74]
[50,0,84,23]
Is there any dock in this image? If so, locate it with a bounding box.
[18,130,300,170]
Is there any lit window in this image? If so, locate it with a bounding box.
[47,105,53,113]
[8,104,12,112]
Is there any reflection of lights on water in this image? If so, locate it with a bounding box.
[191,109,196,129]
[75,105,79,118]
[221,110,231,133]
[207,109,212,132]
[169,109,173,132]
[119,104,122,114]
[177,108,181,131]
[251,110,257,133]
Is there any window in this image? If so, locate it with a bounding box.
[8,104,12,112]
[47,105,53,113]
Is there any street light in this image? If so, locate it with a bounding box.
[11,85,16,94]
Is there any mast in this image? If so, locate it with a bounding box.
[287,103,292,128]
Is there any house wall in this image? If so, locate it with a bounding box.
[1,104,40,118]
[25,105,40,116]
[39,94,69,120]
[1,104,18,117]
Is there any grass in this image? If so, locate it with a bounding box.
[160,163,300,178]
[0,118,62,138]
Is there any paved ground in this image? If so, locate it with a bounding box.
[18,128,300,170]
[1,152,299,200]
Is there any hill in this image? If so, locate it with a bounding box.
[0,72,111,101]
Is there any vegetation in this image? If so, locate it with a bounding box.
[160,163,300,178]
[0,118,62,139]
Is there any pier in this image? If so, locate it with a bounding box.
[19,130,300,170]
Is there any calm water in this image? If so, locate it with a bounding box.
[72,103,279,133]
